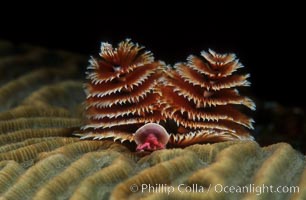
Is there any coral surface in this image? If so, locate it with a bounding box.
[0,40,305,200]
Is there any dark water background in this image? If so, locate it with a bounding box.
[1,7,304,107]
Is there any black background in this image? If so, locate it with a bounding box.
[0,4,305,107]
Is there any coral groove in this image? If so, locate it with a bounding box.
[0,40,304,200]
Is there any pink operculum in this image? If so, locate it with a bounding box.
[136,133,165,151]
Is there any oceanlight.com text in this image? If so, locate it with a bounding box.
[129,183,299,196]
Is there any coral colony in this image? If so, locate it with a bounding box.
[1,40,305,200]
[78,39,255,151]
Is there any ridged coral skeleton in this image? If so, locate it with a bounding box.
[0,40,305,200]
[160,49,255,146]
